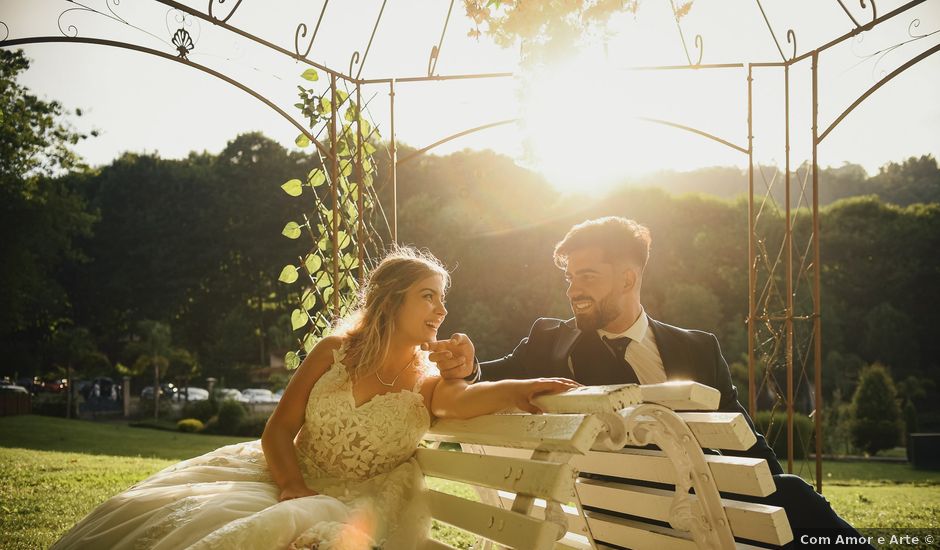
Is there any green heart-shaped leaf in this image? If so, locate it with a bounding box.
[304,253,322,274]
[301,289,316,311]
[282,221,302,239]
[295,133,310,148]
[301,68,319,81]
[308,169,327,187]
[285,351,301,370]
[281,179,303,197]
[290,309,308,330]
[278,265,298,284]
[302,333,317,353]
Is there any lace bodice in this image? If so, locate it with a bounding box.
[294,345,431,481]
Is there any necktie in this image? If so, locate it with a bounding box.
[603,336,639,384]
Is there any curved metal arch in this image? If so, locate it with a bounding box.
[396,112,750,168]
[0,36,334,162]
[818,42,940,142]
[397,119,516,165]
[638,117,749,154]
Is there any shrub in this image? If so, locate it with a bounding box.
[181,399,218,423]
[216,400,247,435]
[235,415,269,438]
[138,397,173,419]
[850,363,902,455]
[177,418,204,433]
[754,410,815,460]
[31,393,69,417]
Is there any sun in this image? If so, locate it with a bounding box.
[519,47,646,195]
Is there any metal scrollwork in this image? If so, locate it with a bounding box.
[836,0,878,29]
[172,29,194,59]
[294,1,329,59]
[669,0,704,66]
[207,0,243,24]
[850,16,939,79]
[0,21,9,43]
[426,46,439,77]
[58,0,127,38]
[348,51,361,79]
[166,11,199,60]
[693,34,704,66]
[786,29,797,60]
[619,404,735,550]
[56,0,164,45]
[427,0,456,77]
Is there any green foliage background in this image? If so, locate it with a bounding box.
[2,48,939,430]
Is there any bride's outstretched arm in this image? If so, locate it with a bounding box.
[262,336,342,501]
[429,377,579,420]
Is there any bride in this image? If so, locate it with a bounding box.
[52,247,578,549]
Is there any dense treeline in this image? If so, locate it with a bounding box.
[2,49,938,431]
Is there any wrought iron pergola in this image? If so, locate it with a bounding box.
[3,0,937,492]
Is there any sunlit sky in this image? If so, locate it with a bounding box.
[3,0,939,195]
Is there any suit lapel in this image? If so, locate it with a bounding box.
[549,319,581,378]
[649,318,695,381]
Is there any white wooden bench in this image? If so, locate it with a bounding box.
[419,382,793,550]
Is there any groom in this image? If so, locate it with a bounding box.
[434,216,868,546]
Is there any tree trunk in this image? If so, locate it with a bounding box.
[154,357,160,421]
[66,362,73,419]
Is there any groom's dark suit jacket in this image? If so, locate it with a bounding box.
[480,316,783,474]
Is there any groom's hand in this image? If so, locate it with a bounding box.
[423,333,476,380]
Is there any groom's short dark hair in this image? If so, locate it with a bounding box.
[553,217,651,271]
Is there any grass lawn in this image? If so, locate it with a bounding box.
[0,415,252,550]
[1,415,938,549]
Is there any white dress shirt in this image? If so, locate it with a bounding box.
[597,309,667,385]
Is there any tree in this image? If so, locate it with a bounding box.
[124,320,173,420]
[48,325,107,418]
[0,49,96,372]
[850,363,902,455]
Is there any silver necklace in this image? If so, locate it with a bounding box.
[375,353,416,387]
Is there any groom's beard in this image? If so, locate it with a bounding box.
[571,291,622,332]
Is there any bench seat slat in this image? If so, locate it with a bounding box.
[576,478,793,546]
[585,510,768,550]
[415,448,577,502]
[427,489,564,550]
[427,414,605,453]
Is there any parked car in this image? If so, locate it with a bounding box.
[0,384,29,395]
[241,388,278,403]
[141,383,178,400]
[174,387,209,402]
[215,388,249,403]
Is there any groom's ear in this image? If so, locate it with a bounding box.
[622,267,638,292]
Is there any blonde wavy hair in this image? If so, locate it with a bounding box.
[332,246,450,380]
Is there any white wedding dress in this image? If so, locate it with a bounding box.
[52,345,432,549]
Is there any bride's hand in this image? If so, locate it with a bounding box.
[279,483,318,501]
[511,378,581,414]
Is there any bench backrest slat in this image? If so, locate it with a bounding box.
[426,414,605,453]
[415,447,577,502]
